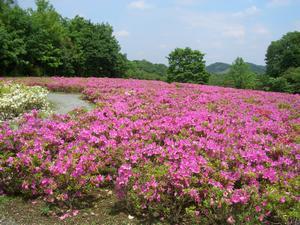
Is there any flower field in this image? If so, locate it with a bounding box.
[0,77,299,224]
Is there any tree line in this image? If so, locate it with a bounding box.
[0,0,299,93]
[167,32,300,94]
[0,0,127,77]
[207,31,300,94]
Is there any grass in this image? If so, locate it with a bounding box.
[0,195,12,205]
[0,189,145,225]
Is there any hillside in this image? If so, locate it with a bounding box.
[206,62,266,74]
[131,60,168,76]
[126,60,168,81]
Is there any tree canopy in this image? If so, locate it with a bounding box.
[266,31,300,77]
[226,57,257,89]
[167,47,209,84]
[264,31,300,93]
[0,0,127,77]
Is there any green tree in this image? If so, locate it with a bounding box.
[268,77,291,93]
[282,67,300,93]
[266,31,300,77]
[226,57,257,89]
[64,16,127,77]
[0,0,29,75]
[26,0,67,75]
[0,0,128,77]
[0,22,26,75]
[167,47,209,84]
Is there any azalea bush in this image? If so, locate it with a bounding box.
[0,77,299,224]
[0,81,50,121]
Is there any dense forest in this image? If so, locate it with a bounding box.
[0,0,127,77]
[0,0,299,93]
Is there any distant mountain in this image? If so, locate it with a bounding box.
[247,63,266,74]
[206,62,266,74]
[206,63,230,74]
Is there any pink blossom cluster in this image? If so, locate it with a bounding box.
[0,77,299,223]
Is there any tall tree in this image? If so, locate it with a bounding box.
[0,0,29,75]
[26,0,67,75]
[65,16,127,77]
[167,47,209,84]
[226,57,257,89]
[266,31,300,77]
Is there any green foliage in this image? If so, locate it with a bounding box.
[209,32,300,93]
[209,57,258,89]
[266,31,300,77]
[282,67,300,93]
[264,178,300,224]
[208,74,228,86]
[0,0,127,77]
[40,205,52,216]
[226,57,257,89]
[167,47,209,84]
[207,62,266,75]
[0,195,12,205]
[257,69,300,93]
[206,62,230,74]
[269,77,291,93]
[0,2,28,75]
[246,62,266,74]
[26,0,66,75]
[125,59,167,81]
[132,60,167,76]
[63,16,127,77]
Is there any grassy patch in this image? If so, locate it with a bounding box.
[0,195,12,205]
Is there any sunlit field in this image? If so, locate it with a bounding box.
[1,77,299,224]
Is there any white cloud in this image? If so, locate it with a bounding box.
[210,41,223,48]
[252,25,270,35]
[128,0,152,10]
[197,39,223,48]
[233,6,260,17]
[222,25,246,39]
[159,44,168,49]
[176,0,201,5]
[180,11,223,28]
[114,30,130,38]
[267,0,291,7]
[179,11,246,40]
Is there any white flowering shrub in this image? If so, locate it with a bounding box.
[0,82,50,121]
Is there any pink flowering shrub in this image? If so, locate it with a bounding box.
[0,110,119,205]
[0,77,299,224]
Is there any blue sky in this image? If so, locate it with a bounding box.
[19,0,300,65]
